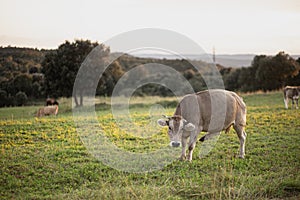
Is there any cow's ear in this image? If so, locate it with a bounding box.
[184,122,195,131]
[157,119,168,127]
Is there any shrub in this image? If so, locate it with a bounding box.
[15,91,28,106]
[0,90,7,107]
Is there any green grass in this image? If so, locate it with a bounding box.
[1,92,300,199]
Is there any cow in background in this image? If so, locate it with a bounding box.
[283,86,300,109]
[36,98,59,117]
[36,105,59,117]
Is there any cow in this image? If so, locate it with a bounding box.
[46,98,59,106]
[36,105,59,117]
[157,89,247,161]
[283,86,300,109]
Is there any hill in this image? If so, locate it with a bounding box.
[132,53,300,68]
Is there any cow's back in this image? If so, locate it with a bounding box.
[175,90,246,132]
[284,86,300,98]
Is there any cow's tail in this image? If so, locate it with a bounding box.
[231,92,246,110]
[231,92,247,126]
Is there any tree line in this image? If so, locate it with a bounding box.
[0,40,299,107]
[222,52,300,92]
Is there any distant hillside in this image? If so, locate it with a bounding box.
[214,54,300,68]
[130,53,253,67]
[0,47,50,104]
[0,46,49,63]
[0,47,53,75]
[213,54,254,67]
[131,53,300,68]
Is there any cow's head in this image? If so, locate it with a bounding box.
[157,115,195,147]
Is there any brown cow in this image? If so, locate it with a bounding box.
[36,105,59,117]
[158,89,247,161]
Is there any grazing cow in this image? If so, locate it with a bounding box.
[157,89,247,161]
[36,105,59,117]
[283,86,300,109]
[46,98,59,106]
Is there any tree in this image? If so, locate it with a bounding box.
[97,60,124,96]
[32,82,42,98]
[42,39,108,106]
[15,91,27,106]
[286,57,300,86]
[255,52,300,91]
[73,44,110,106]
[12,73,32,96]
[224,68,241,91]
[238,67,259,92]
[189,73,206,92]
[0,90,7,107]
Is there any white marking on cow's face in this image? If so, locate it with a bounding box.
[168,116,185,147]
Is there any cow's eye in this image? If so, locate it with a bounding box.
[168,127,171,130]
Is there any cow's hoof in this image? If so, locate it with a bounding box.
[238,155,245,159]
[187,157,192,162]
[199,136,205,142]
[179,155,186,161]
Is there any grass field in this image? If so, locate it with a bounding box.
[1,92,300,199]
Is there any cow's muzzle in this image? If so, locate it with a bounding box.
[170,141,181,148]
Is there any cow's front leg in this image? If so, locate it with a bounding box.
[284,98,289,109]
[187,131,199,161]
[187,142,196,161]
[180,136,188,160]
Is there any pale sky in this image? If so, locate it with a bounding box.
[1,0,299,54]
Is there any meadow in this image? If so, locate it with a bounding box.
[0,92,299,199]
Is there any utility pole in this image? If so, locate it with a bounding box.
[212,46,216,63]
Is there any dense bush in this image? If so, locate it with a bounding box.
[15,91,28,106]
[223,52,300,92]
[0,89,7,107]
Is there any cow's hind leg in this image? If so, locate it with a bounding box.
[292,99,295,109]
[233,125,247,158]
[199,132,221,141]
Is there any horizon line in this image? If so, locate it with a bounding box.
[1,45,299,56]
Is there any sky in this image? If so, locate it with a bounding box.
[0,0,300,54]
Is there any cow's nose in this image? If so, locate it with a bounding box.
[171,141,181,147]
